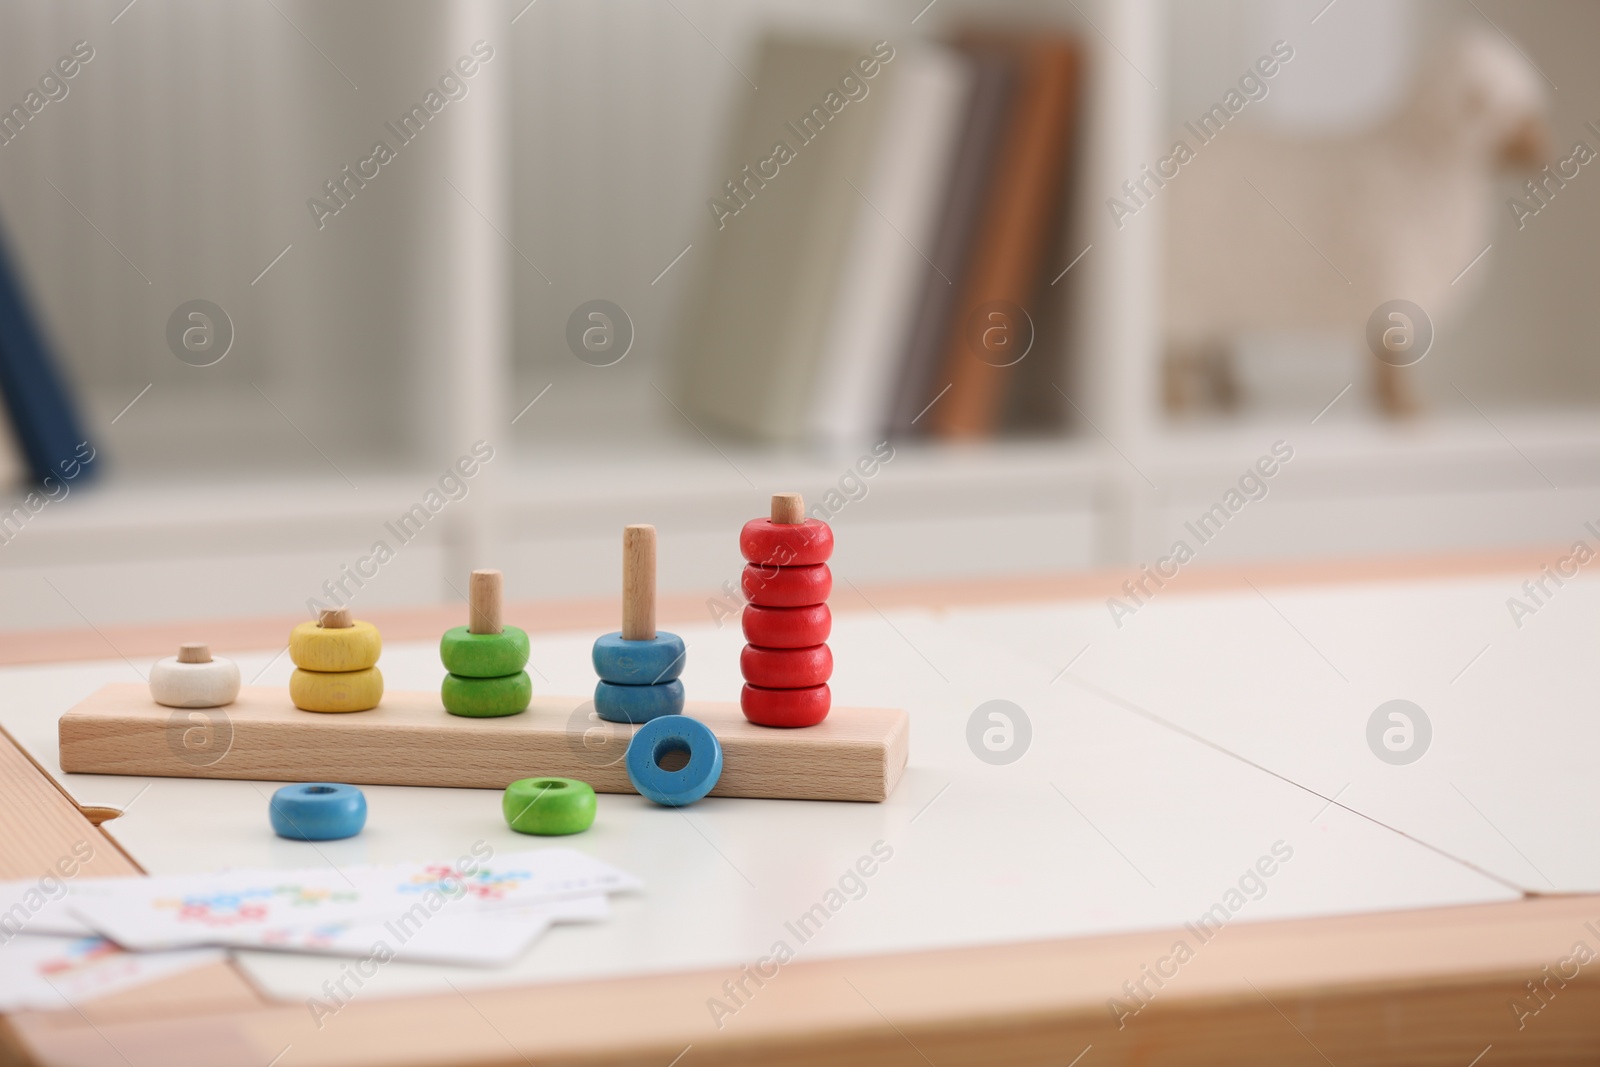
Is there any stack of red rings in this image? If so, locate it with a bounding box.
[739,510,833,727]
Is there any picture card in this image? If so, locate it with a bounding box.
[68,850,638,953]
[0,934,223,1012]
[256,894,612,966]
[0,878,97,939]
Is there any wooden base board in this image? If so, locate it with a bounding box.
[58,683,908,803]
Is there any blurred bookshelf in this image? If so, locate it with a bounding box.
[2,0,1597,631]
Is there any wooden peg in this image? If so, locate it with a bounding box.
[622,524,656,641]
[469,569,503,635]
[176,643,212,664]
[771,492,804,525]
[319,607,353,629]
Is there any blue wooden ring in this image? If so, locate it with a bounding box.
[625,715,722,807]
[591,631,686,685]
[269,783,366,841]
[594,678,684,723]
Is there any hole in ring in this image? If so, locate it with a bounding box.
[303,785,338,795]
[653,737,691,773]
[532,780,567,790]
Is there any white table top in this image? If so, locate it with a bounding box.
[7,570,1574,1004]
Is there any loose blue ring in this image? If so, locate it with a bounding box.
[269,783,367,841]
[625,715,723,807]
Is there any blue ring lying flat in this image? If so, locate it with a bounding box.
[594,678,684,723]
[591,631,686,685]
[269,783,367,841]
[625,714,723,807]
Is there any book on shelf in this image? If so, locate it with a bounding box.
[805,42,972,452]
[671,27,1084,448]
[887,46,1019,439]
[1003,44,1087,437]
[0,215,95,487]
[672,35,897,444]
[927,34,1082,441]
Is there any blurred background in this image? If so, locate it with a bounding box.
[0,0,1594,631]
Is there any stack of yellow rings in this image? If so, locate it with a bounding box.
[289,607,383,713]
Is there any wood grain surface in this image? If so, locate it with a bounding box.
[58,684,909,802]
[621,526,655,641]
[467,570,502,636]
[0,725,264,1065]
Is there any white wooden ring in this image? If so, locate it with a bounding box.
[150,655,241,708]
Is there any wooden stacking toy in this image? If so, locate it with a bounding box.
[740,492,833,727]
[289,608,383,713]
[592,525,685,723]
[148,643,240,709]
[440,569,531,718]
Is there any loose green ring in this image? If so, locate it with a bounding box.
[502,777,597,835]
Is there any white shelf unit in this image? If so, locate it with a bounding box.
[9,411,1600,629]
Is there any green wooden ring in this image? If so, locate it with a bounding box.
[502,777,596,835]
[442,671,531,718]
[440,625,530,678]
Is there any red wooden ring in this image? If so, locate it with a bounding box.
[741,563,831,608]
[740,518,833,567]
[741,604,831,649]
[740,683,831,728]
[741,643,832,688]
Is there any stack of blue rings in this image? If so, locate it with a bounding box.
[591,631,686,723]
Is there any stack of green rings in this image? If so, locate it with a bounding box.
[440,625,532,717]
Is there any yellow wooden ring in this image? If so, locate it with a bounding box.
[290,666,383,713]
[289,621,382,672]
